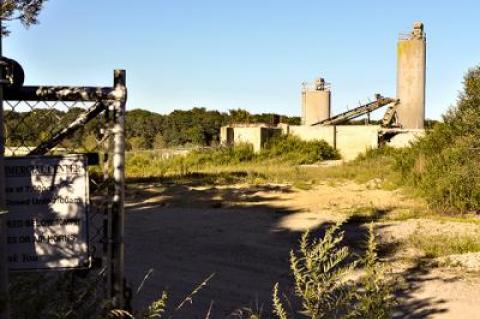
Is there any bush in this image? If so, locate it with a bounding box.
[273,223,394,319]
[184,135,339,167]
[261,135,339,165]
[185,143,256,166]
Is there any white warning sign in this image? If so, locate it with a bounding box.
[5,155,90,271]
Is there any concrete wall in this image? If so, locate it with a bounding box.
[335,125,380,160]
[290,125,380,161]
[386,130,425,148]
[220,126,228,144]
[396,22,426,129]
[220,125,282,153]
[289,125,335,145]
[222,124,382,161]
[232,127,263,152]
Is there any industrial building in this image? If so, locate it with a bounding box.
[220,22,427,161]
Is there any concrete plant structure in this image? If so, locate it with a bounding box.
[396,22,426,129]
[220,22,427,161]
[220,124,282,153]
[301,78,331,125]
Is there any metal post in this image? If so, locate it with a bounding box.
[110,69,126,308]
[0,1,10,316]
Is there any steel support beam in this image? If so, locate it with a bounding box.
[4,85,124,102]
[110,70,127,309]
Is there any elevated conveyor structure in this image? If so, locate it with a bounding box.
[312,94,398,126]
[381,100,400,127]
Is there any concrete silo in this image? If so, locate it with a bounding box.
[396,22,426,129]
[301,78,331,125]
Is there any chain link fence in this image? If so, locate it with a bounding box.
[1,65,128,314]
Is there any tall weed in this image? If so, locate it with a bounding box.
[273,223,394,319]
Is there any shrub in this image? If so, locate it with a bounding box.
[273,223,394,319]
[395,65,480,213]
[261,135,339,164]
[185,143,255,166]
[348,224,395,319]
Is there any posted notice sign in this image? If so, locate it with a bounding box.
[5,155,90,271]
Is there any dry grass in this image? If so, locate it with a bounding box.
[408,230,480,258]
[125,146,400,191]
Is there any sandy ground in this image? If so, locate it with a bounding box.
[124,180,480,318]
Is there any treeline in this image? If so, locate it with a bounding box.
[126,108,300,149]
[4,107,300,150]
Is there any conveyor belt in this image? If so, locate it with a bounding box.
[312,95,398,126]
[381,100,400,127]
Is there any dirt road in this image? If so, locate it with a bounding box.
[125,181,480,318]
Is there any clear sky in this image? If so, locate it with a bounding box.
[3,0,480,119]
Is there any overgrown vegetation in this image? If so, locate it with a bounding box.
[273,223,394,319]
[328,65,480,214]
[126,135,339,181]
[262,135,339,164]
[393,65,480,213]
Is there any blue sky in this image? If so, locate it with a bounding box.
[4,0,480,119]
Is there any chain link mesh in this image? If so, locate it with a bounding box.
[3,97,114,296]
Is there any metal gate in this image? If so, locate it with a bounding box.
[0,59,127,314]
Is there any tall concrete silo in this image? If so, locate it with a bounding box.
[301,78,331,125]
[396,22,426,129]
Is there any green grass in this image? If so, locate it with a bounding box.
[409,231,480,258]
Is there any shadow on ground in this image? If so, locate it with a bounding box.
[124,173,448,318]
[392,258,449,318]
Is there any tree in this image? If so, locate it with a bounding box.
[127,136,149,151]
[153,133,166,149]
[1,0,48,35]
[229,108,251,124]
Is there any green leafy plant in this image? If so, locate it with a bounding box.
[143,291,168,319]
[273,223,355,319]
[273,223,394,319]
[261,135,339,164]
[348,224,394,319]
